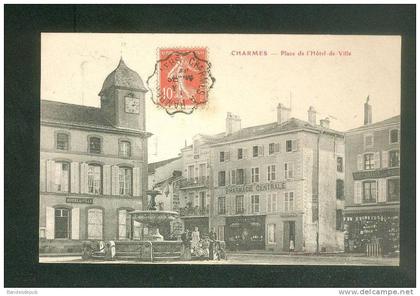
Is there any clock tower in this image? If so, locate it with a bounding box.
[99,58,147,130]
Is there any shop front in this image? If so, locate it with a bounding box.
[344,209,399,254]
[225,215,265,251]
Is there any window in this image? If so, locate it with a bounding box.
[284,162,294,179]
[364,153,374,170]
[89,136,101,154]
[268,165,276,181]
[119,167,132,195]
[56,133,69,151]
[389,150,400,167]
[220,151,225,162]
[251,167,260,183]
[251,195,260,213]
[237,148,243,160]
[388,178,400,202]
[284,192,294,212]
[230,170,236,185]
[267,224,276,244]
[267,193,278,213]
[54,161,70,192]
[218,171,226,187]
[199,163,206,178]
[218,197,226,214]
[252,146,259,157]
[390,129,399,144]
[119,141,131,157]
[363,181,377,203]
[269,143,280,155]
[236,169,245,185]
[364,134,374,148]
[118,209,129,240]
[54,208,70,239]
[235,195,244,214]
[87,208,103,240]
[286,140,293,152]
[88,164,102,195]
[336,210,343,231]
[269,143,275,155]
[337,157,343,172]
[286,140,299,152]
[336,179,344,200]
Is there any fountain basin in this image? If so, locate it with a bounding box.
[129,210,179,241]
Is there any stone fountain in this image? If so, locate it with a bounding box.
[129,190,179,241]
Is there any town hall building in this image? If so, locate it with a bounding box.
[39,58,151,253]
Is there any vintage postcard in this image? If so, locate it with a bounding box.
[39,33,401,266]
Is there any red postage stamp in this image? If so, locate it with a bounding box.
[147,47,214,115]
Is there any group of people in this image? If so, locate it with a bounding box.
[180,227,226,260]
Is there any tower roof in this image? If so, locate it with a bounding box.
[99,58,147,95]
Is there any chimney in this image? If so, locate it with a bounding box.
[307,106,316,125]
[320,117,330,129]
[226,112,242,135]
[277,103,291,124]
[364,96,372,125]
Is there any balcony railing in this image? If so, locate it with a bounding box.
[179,206,209,217]
[179,176,210,189]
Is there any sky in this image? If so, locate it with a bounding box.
[41,33,401,163]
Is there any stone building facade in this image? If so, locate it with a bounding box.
[344,99,400,254]
[176,106,345,253]
[39,58,151,252]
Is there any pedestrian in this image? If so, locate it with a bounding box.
[208,228,217,260]
[180,229,191,260]
[289,239,295,254]
[191,226,200,255]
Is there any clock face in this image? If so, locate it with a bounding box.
[125,97,140,114]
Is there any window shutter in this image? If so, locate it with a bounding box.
[230,196,235,215]
[374,152,380,169]
[46,160,55,192]
[133,167,140,196]
[71,207,80,239]
[225,151,230,161]
[378,179,387,202]
[244,195,249,214]
[103,165,111,195]
[111,165,119,195]
[243,148,248,159]
[382,151,389,168]
[194,194,199,207]
[70,162,79,193]
[293,139,300,152]
[274,143,280,153]
[354,181,362,204]
[357,154,363,171]
[289,162,294,178]
[80,163,89,194]
[261,194,266,213]
[46,206,55,239]
[40,159,46,192]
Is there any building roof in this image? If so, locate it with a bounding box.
[347,115,400,133]
[99,58,147,95]
[198,117,343,146]
[148,156,182,174]
[41,100,114,127]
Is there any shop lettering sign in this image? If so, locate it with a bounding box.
[226,181,286,194]
[66,197,93,204]
[353,168,399,180]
